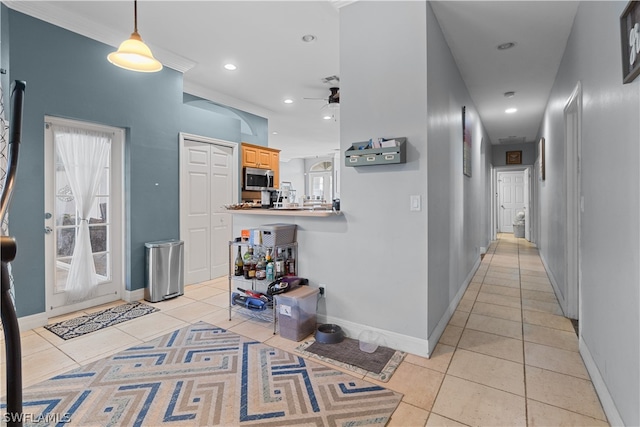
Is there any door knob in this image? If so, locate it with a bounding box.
[44,226,52,234]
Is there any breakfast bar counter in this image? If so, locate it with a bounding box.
[226,208,341,217]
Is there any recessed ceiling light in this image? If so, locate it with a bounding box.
[504,91,516,98]
[272,131,278,135]
[497,42,516,50]
[302,34,316,43]
[224,63,237,71]
[505,108,518,114]
[284,99,294,104]
[323,115,332,120]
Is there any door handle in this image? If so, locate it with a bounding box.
[501,205,505,208]
[44,226,52,234]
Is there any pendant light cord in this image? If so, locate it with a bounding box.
[133,0,138,34]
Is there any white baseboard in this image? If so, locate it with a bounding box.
[316,256,483,360]
[17,311,48,332]
[426,256,481,356]
[579,338,624,426]
[538,252,566,315]
[123,288,145,302]
[316,313,431,358]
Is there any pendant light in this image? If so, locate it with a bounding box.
[107,0,162,72]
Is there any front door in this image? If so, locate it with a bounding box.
[44,117,124,317]
[180,134,236,285]
[498,171,525,233]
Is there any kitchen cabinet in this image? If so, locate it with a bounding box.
[241,142,280,189]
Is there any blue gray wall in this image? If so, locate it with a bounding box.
[4,8,266,316]
[426,1,492,339]
[538,2,639,424]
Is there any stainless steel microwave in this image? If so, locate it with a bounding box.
[244,167,275,191]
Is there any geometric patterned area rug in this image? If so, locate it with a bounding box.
[44,301,159,340]
[10,322,403,426]
[295,338,406,383]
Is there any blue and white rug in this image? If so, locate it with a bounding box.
[44,301,159,340]
[6,322,403,426]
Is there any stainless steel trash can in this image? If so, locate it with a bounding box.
[144,240,184,303]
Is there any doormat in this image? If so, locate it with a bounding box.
[12,322,403,426]
[44,301,159,340]
[296,337,406,382]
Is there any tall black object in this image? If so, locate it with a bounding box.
[1,80,26,427]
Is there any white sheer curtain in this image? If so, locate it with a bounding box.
[53,126,111,302]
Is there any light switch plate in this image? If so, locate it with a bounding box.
[410,195,421,211]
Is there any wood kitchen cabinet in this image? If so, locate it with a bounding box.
[241,142,280,188]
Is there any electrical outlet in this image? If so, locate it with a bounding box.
[319,284,326,297]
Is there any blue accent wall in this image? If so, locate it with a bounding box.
[5,9,266,316]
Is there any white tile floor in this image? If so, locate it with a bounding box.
[1,234,609,426]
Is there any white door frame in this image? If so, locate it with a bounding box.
[44,116,125,317]
[179,133,239,283]
[493,165,533,240]
[564,82,582,320]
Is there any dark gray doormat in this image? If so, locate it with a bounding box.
[44,301,159,340]
[296,337,406,382]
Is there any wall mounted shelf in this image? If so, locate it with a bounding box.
[344,137,406,167]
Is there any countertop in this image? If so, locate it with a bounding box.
[225,208,341,217]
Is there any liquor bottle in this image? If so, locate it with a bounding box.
[243,246,254,279]
[286,247,296,275]
[248,250,256,279]
[265,248,275,281]
[234,246,244,276]
[275,248,285,278]
[255,251,266,280]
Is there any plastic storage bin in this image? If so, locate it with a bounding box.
[144,239,184,303]
[260,223,297,247]
[275,286,319,341]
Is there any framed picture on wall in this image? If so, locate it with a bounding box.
[506,150,522,165]
[539,137,546,180]
[462,106,472,177]
[620,0,640,84]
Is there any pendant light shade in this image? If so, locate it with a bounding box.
[107,1,162,73]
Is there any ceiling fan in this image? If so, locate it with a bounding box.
[304,87,340,107]
[304,86,340,121]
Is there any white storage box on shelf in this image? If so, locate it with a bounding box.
[260,223,297,247]
[275,286,319,341]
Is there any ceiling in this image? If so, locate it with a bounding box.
[6,1,579,160]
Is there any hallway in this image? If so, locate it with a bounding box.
[415,233,608,426]
[3,235,611,426]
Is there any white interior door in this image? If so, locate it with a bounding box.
[180,134,237,285]
[44,117,124,317]
[182,141,211,284]
[210,144,234,278]
[498,171,525,233]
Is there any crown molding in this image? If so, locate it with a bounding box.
[3,1,195,73]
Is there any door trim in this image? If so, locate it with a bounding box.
[44,116,125,317]
[493,165,533,240]
[564,82,582,320]
[178,133,239,283]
